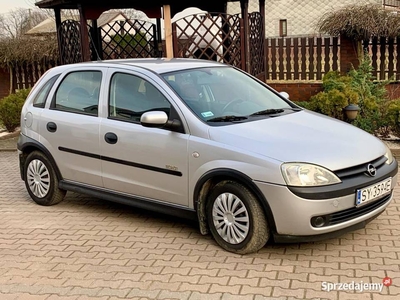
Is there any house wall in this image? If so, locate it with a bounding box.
[0,68,10,100]
[227,0,380,37]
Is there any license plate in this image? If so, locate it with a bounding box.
[356,178,392,206]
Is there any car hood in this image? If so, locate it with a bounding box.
[208,110,386,171]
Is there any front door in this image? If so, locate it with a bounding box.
[99,70,189,206]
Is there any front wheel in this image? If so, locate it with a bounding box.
[206,180,269,254]
[24,151,66,206]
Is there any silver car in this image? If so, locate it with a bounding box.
[18,58,398,254]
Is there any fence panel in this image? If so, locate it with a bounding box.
[365,37,400,81]
[12,59,58,91]
[266,36,340,81]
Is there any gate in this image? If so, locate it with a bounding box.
[172,13,245,70]
[100,20,161,59]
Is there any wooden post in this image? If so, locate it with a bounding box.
[78,4,91,62]
[163,5,173,58]
[54,8,63,64]
[240,0,250,72]
[259,0,266,81]
[90,19,102,60]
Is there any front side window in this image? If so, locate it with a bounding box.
[109,73,170,123]
[162,66,294,124]
[33,74,60,108]
[54,71,102,116]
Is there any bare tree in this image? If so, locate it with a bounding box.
[0,8,47,39]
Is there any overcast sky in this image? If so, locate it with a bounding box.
[0,0,35,14]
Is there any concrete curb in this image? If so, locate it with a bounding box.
[0,130,20,141]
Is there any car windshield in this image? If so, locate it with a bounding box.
[162,66,295,123]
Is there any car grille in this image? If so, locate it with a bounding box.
[334,155,387,179]
[322,193,391,226]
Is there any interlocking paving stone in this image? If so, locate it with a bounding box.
[0,151,399,299]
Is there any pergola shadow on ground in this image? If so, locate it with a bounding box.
[35,0,267,80]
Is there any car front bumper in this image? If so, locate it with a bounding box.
[254,160,398,241]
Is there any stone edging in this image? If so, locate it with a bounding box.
[0,130,20,140]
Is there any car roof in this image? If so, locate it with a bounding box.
[50,58,228,75]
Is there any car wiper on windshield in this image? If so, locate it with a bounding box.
[206,115,248,122]
[250,108,285,116]
[249,107,302,116]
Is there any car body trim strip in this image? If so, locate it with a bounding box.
[58,146,183,177]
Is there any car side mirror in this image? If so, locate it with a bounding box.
[141,111,168,128]
[279,91,289,99]
[140,111,182,132]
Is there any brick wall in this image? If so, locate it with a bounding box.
[269,81,400,102]
[340,36,360,74]
[386,83,400,100]
[268,82,323,101]
[0,68,10,100]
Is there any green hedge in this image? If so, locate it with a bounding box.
[297,55,400,136]
[0,89,31,132]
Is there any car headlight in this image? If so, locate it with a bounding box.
[281,163,341,187]
[384,144,394,165]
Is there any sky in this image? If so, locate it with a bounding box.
[0,0,35,14]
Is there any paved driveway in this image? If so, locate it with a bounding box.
[0,151,399,300]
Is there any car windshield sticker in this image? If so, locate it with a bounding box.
[201,111,214,117]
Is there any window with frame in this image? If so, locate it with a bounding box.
[109,73,171,123]
[53,71,102,116]
[279,19,287,37]
[33,74,60,108]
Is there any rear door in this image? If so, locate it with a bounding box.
[39,67,105,187]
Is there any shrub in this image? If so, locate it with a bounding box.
[111,32,149,57]
[300,54,395,135]
[385,99,400,137]
[0,89,31,132]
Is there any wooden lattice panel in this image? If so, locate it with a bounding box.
[100,20,158,59]
[248,12,265,79]
[173,13,244,69]
[59,20,83,64]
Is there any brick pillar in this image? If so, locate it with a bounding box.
[0,68,10,99]
[340,35,360,74]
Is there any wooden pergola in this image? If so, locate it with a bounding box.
[35,0,266,78]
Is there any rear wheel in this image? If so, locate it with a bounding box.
[206,180,269,254]
[24,151,66,206]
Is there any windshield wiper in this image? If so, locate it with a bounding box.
[250,108,285,116]
[206,115,248,122]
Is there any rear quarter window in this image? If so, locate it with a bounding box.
[32,74,60,108]
[52,71,102,116]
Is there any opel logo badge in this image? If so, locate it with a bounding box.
[367,164,377,177]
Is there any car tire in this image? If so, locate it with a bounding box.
[24,151,66,206]
[206,180,269,254]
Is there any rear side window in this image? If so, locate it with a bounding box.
[53,71,102,116]
[33,75,60,108]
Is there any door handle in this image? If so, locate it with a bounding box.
[104,132,118,144]
[46,122,57,133]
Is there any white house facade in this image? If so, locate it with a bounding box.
[227,0,397,37]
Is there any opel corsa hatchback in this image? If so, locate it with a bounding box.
[18,58,398,254]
